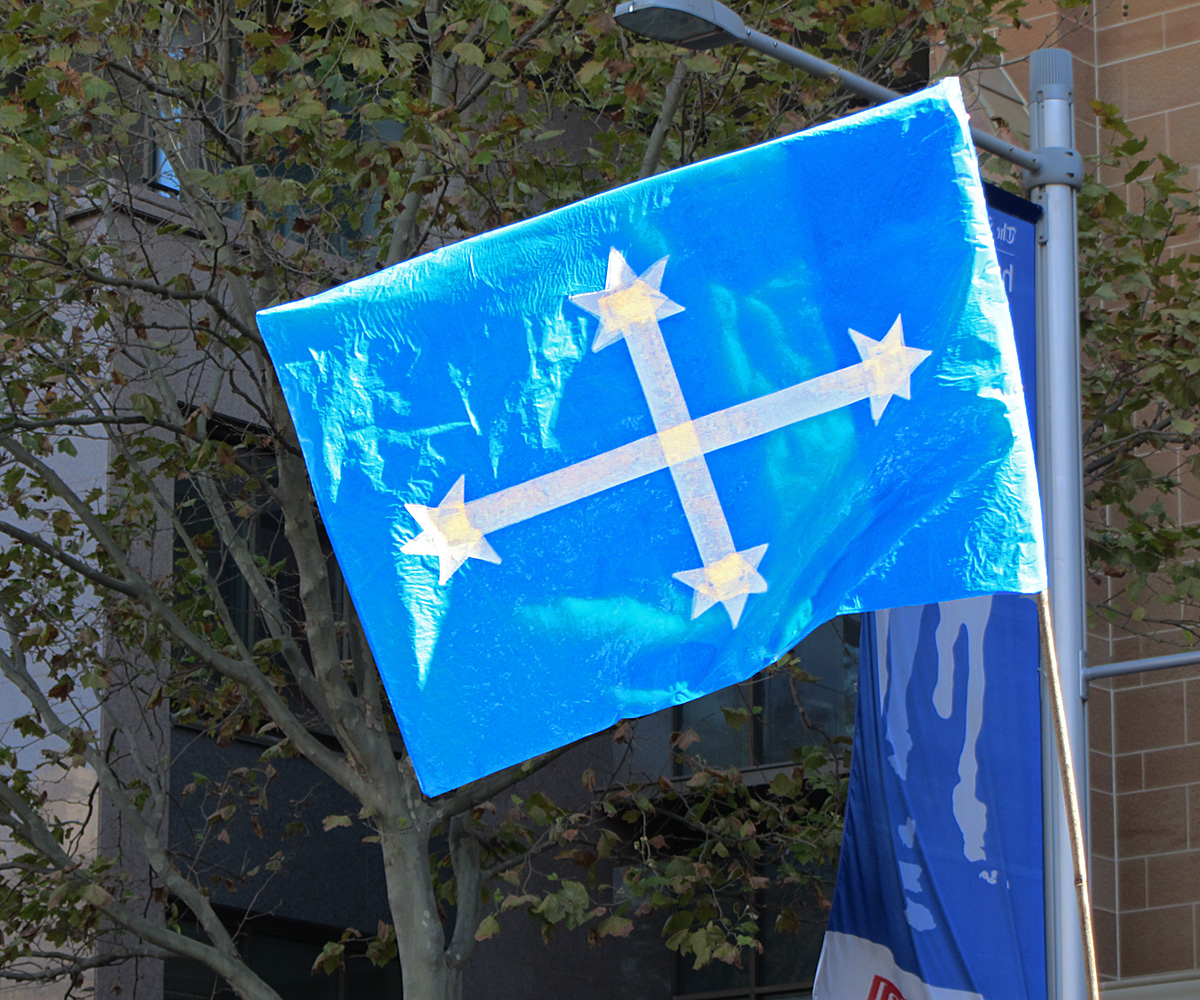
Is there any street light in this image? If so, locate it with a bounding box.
[611,4,1091,999]
[610,0,742,50]
[614,0,1047,174]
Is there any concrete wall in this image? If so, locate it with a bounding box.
[0,378,107,1000]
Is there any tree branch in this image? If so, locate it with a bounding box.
[638,60,689,181]
[433,743,574,822]
[0,521,139,597]
[104,61,246,167]
[0,948,173,982]
[445,813,483,969]
[0,433,362,799]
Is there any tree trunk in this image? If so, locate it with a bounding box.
[379,824,457,1000]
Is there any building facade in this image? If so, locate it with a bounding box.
[976,0,1200,990]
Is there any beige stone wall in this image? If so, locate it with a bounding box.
[0,765,97,1000]
[1087,666,1200,979]
[979,0,1200,984]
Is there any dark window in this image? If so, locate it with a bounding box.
[163,913,401,1000]
[236,103,400,260]
[174,448,301,651]
[175,433,350,651]
[670,617,857,999]
[672,862,833,1000]
[173,428,350,731]
[675,616,858,772]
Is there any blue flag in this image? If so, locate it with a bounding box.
[814,597,1046,1000]
[256,79,1044,795]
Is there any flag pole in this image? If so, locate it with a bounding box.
[1026,49,1089,1000]
[1036,590,1099,1000]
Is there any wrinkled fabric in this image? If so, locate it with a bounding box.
[815,598,1046,1000]
[257,79,1045,796]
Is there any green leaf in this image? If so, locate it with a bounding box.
[596,914,634,938]
[1122,159,1152,184]
[0,104,25,128]
[80,883,113,907]
[576,60,605,85]
[13,715,45,738]
[452,42,485,67]
[129,393,162,422]
[311,941,344,976]
[683,52,722,74]
[721,706,751,730]
[475,915,501,941]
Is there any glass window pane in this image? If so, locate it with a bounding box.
[163,918,236,1000]
[676,683,753,771]
[757,870,834,990]
[674,947,752,996]
[344,953,402,1000]
[760,618,857,765]
[154,146,180,192]
[248,934,338,1000]
[164,956,233,1000]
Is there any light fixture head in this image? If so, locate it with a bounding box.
[613,0,744,50]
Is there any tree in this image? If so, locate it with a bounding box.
[1077,105,1200,643]
[0,0,1069,997]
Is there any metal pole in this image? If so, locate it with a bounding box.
[1026,48,1088,1000]
[1085,648,1200,683]
[737,27,1040,172]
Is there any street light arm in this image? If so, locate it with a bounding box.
[614,0,1043,174]
[742,27,1041,173]
[974,129,1040,174]
[740,27,899,104]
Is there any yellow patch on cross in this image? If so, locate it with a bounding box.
[695,550,758,598]
[597,279,666,330]
[433,500,483,550]
[658,420,704,466]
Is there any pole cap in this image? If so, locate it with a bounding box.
[1030,49,1073,103]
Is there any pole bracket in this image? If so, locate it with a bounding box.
[1022,146,1084,192]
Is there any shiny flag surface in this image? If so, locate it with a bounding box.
[814,598,1046,1000]
[256,79,1045,795]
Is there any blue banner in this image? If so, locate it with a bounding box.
[815,599,1045,1000]
[815,192,1045,1000]
[984,185,1039,437]
[256,81,1045,795]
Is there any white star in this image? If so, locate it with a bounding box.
[848,316,932,423]
[570,248,685,351]
[400,476,500,584]
[673,543,769,627]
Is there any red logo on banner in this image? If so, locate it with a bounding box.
[867,975,907,1000]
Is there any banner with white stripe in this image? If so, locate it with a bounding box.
[814,596,1046,1000]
